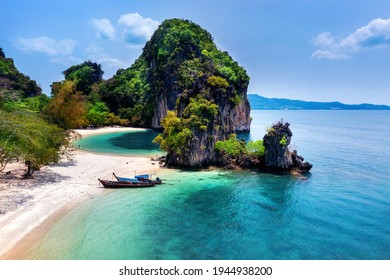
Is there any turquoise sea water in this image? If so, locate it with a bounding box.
[28,111,390,259]
[74,129,161,156]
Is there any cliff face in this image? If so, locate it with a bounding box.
[164,74,250,168]
[144,19,251,133]
[106,19,251,133]
[130,19,251,168]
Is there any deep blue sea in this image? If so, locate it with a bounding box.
[28,111,390,259]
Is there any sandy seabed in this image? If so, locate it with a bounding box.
[0,127,162,259]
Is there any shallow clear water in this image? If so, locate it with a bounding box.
[74,129,162,157]
[28,111,390,259]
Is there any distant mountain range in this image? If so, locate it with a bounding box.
[248,94,390,110]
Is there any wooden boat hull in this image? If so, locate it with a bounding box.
[98,179,156,188]
[113,173,163,185]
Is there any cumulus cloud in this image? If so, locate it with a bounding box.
[90,18,116,40]
[16,36,77,56]
[312,50,348,60]
[87,44,126,68]
[118,13,159,43]
[49,56,82,66]
[312,18,390,60]
[95,56,126,68]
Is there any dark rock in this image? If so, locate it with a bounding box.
[163,73,250,169]
[236,154,260,169]
[263,121,312,174]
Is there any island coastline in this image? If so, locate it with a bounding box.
[0,127,161,259]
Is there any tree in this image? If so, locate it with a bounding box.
[0,110,68,177]
[47,80,87,129]
[62,61,104,95]
[86,102,110,126]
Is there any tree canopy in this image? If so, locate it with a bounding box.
[62,61,104,95]
[47,80,87,129]
[0,110,68,176]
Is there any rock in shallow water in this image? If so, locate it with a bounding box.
[263,122,312,174]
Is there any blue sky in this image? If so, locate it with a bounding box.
[1,0,390,105]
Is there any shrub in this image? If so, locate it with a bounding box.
[215,134,246,157]
[207,75,229,90]
[279,135,287,146]
[246,140,265,157]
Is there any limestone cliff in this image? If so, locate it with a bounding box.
[105,19,251,132]
[163,75,250,168]
[145,19,251,132]
[131,19,252,168]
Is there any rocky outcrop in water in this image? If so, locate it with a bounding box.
[263,122,312,173]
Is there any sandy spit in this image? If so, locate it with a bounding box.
[0,127,161,259]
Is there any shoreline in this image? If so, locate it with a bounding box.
[0,127,162,259]
[73,126,149,137]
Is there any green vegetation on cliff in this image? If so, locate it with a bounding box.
[104,18,249,129]
[43,19,250,133]
[146,19,250,167]
[0,47,41,98]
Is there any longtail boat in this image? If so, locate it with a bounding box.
[98,179,156,188]
[113,173,163,185]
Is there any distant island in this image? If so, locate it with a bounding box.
[248,94,390,110]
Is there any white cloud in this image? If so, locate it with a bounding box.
[87,44,126,68]
[312,50,348,60]
[341,18,390,49]
[90,18,116,40]
[312,18,390,60]
[49,56,82,66]
[313,32,336,48]
[118,13,159,43]
[16,36,77,56]
[95,57,126,68]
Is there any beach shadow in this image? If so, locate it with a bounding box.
[52,160,77,168]
[0,168,71,215]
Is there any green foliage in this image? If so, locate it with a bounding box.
[0,109,68,175]
[0,90,50,113]
[246,140,265,157]
[101,19,249,128]
[24,94,50,112]
[101,58,152,126]
[62,61,104,95]
[207,76,229,91]
[153,111,192,155]
[266,127,276,135]
[215,134,246,157]
[86,102,111,126]
[279,135,287,146]
[215,135,265,158]
[0,48,42,97]
[154,95,220,155]
[47,80,87,129]
[182,96,219,129]
[230,94,241,106]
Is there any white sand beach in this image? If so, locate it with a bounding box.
[0,127,161,259]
